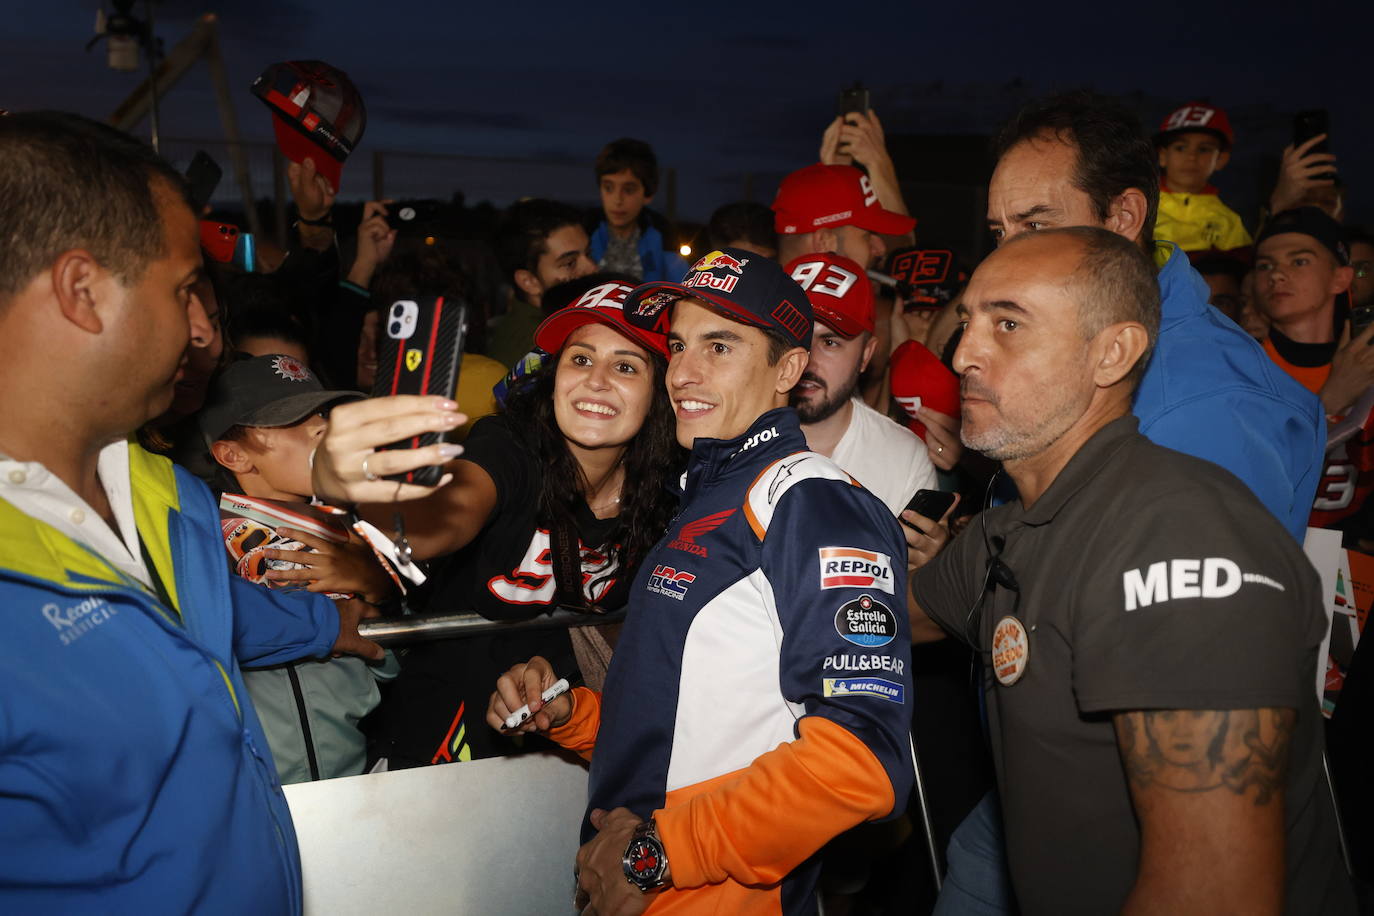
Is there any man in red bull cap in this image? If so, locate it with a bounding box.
[486,248,915,914]
[787,252,936,516]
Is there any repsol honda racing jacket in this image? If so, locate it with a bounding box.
[550,408,914,914]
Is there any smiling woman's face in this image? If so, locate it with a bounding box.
[553,322,655,457]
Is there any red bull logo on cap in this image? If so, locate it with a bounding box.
[693,250,750,274]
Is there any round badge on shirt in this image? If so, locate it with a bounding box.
[992,616,1029,686]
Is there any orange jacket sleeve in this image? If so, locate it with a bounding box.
[653,715,897,889]
[545,686,601,760]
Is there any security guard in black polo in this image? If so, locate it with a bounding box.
[910,227,1353,915]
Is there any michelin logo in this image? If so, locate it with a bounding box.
[43,596,117,646]
[823,676,905,704]
[1122,558,1285,611]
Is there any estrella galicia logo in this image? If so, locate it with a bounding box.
[648,564,696,600]
[833,594,896,648]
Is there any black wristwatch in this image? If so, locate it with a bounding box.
[622,818,669,892]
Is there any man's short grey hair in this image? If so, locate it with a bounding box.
[1007,226,1160,387]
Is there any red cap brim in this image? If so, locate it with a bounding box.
[811,304,866,338]
[850,206,917,237]
[271,116,343,192]
[534,310,669,358]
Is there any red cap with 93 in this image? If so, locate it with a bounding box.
[785,252,874,338]
[535,281,669,357]
[772,164,916,237]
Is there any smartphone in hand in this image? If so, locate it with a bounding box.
[902,489,957,533]
[371,295,468,486]
[1293,109,1335,180]
[837,83,870,118]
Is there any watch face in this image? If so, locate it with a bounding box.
[628,840,661,878]
[624,837,665,889]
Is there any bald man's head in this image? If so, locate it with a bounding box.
[1000,227,1160,387]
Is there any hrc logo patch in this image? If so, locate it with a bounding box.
[648,564,696,600]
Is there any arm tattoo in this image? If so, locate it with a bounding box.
[1115,708,1296,805]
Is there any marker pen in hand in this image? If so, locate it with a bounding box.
[503,678,570,730]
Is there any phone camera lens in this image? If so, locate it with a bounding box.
[389,321,401,336]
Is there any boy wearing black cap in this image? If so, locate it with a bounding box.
[488,250,915,914]
[201,354,401,782]
[1253,208,1364,529]
[1154,101,1252,256]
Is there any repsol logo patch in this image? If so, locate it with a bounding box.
[1122,558,1285,611]
[833,595,896,648]
[819,547,894,593]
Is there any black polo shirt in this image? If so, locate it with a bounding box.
[914,416,1352,915]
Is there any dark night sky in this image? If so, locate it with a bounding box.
[7,2,1372,229]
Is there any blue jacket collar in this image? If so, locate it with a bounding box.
[683,407,807,496]
[1154,240,1212,330]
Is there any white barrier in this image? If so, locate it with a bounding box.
[284,752,589,915]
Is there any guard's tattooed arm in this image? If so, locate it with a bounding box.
[1112,708,1293,916]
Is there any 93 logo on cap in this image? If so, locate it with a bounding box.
[834,595,896,648]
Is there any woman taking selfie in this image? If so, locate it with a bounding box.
[311,281,681,765]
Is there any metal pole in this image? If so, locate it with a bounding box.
[1323,749,1354,876]
[272,148,288,246]
[359,607,625,647]
[201,15,262,237]
[909,733,944,891]
[143,0,160,153]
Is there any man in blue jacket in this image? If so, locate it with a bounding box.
[984,91,1325,540]
[0,112,381,913]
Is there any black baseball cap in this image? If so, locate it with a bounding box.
[623,248,814,349]
[199,354,363,442]
[1256,207,1350,266]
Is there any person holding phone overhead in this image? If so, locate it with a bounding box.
[311,281,682,766]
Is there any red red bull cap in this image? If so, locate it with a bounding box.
[785,252,873,338]
[251,60,366,192]
[534,281,670,358]
[772,164,916,237]
[623,247,814,350]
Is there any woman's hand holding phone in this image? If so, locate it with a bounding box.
[311,395,467,504]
